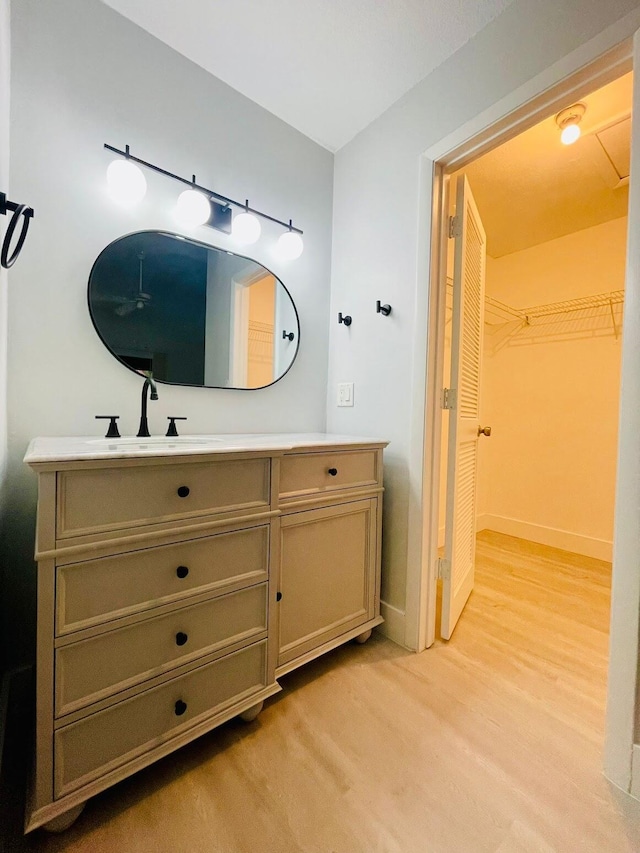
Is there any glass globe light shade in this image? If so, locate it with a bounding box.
[276,230,304,260]
[560,123,581,145]
[175,189,211,227]
[232,211,261,244]
[106,159,147,206]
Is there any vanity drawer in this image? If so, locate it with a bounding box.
[279,450,379,500]
[54,640,267,797]
[57,457,270,539]
[55,583,268,717]
[56,525,269,635]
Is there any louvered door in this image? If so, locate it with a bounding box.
[441,176,486,640]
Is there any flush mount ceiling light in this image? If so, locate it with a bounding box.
[104,143,304,258]
[555,103,586,145]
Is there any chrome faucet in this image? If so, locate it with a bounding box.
[137,373,158,437]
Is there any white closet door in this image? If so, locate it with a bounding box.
[441,175,487,640]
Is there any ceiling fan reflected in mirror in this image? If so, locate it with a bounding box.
[101,250,152,316]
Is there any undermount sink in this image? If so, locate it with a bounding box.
[87,436,225,447]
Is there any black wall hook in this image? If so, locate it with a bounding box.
[376,301,392,316]
[338,312,352,326]
[282,330,295,341]
[1,192,34,270]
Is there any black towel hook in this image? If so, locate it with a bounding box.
[1,192,34,269]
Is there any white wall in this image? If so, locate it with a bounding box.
[5,0,334,667]
[0,0,10,673]
[477,217,627,561]
[327,0,640,645]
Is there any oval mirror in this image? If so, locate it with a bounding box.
[88,231,300,389]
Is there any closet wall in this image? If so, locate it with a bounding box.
[477,216,627,561]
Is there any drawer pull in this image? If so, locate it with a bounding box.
[276,591,282,602]
[175,631,188,647]
[177,486,190,498]
[174,699,187,716]
[176,565,189,579]
[327,468,338,476]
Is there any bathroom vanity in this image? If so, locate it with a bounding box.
[24,433,386,832]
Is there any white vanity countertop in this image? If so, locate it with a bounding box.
[24,433,389,465]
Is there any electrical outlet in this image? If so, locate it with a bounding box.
[337,382,354,407]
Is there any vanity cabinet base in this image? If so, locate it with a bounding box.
[25,682,281,834]
[275,616,384,679]
[25,437,386,835]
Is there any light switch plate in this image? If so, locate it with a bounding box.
[337,382,354,407]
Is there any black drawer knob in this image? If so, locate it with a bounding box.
[174,699,187,716]
[177,486,190,498]
[176,565,189,579]
[276,591,282,602]
[328,467,338,476]
[175,631,188,647]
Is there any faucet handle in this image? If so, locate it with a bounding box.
[166,417,187,438]
[95,415,121,439]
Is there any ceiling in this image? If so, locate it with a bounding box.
[100,0,515,151]
[459,73,633,257]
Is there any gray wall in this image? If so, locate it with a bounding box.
[5,0,334,668]
[0,0,10,673]
[326,0,640,640]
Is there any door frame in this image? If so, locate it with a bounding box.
[414,35,639,795]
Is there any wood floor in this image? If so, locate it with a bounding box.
[4,530,640,852]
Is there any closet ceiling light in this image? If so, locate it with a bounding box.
[106,158,147,206]
[104,143,304,259]
[556,103,586,146]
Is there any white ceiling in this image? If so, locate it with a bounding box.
[459,72,633,257]
[100,0,515,151]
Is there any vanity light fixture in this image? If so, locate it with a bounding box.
[104,143,304,257]
[555,103,586,145]
[276,222,304,261]
[106,148,147,206]
[232,201,261,245]
[175,182,211,227]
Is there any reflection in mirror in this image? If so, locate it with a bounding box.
[88,231,300,389]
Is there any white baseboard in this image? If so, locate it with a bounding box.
[478,513,612,561]
[379,600,407,648]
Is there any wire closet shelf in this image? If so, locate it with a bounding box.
[445,280,625,353]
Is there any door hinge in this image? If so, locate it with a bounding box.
[442,387,457,410]
[437,557,451,581]
[448,215,461,239]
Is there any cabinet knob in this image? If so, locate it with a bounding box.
[177,486,190,498]
[176,565,189,579]
[174,699,187,716]
[328,467,338,476]
[175,632,188,646]
[276,591,282,602]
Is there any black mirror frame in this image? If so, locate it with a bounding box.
[87,230,301,391]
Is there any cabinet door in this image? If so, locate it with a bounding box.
[278,499,377,667]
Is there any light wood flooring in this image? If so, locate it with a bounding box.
[3,530,640,852]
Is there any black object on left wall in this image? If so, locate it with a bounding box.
[0,192,34,269]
